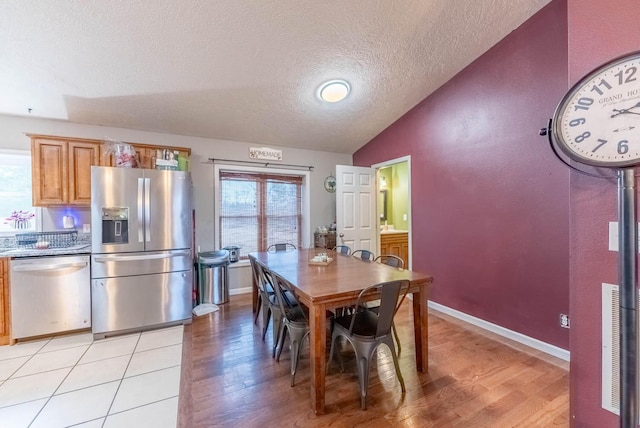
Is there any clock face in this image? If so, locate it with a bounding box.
[552,51,640,167]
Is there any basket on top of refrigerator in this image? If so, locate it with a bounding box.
[103,138,139,168]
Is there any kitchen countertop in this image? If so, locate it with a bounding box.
[380,229,408,235]
[0,244,91,258]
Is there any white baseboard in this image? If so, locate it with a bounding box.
[428,301,570,362]
[230,287,252,296]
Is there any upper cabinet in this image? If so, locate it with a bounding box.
[99,142,190,169]
[133,144,189,169]
[68,141,100,205]
[31,136,100,206]
[29,134,191,207]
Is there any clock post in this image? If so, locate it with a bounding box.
[618,168,638,428]
[545,51,640,427]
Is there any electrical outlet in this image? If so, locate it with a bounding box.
[82,224,91,233]
[608,221,640,251]
[560,313,570,329]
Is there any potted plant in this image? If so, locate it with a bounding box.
[5,210,35,229]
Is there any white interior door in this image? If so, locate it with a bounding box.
[335,165,375,252]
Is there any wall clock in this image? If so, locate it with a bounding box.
[324,175,336,193]
[551,51,640,168]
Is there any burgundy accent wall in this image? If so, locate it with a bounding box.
[354,1,570,348]
[567,1,640,426]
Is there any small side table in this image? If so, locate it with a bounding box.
[313,231,336,249]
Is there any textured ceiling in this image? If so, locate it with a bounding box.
[0,0,551,154]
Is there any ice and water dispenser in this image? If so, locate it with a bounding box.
[101,207,129,244]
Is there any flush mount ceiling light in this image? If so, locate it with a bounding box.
[317,79,350,103]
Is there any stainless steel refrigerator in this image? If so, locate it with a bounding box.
[90,166,193,339]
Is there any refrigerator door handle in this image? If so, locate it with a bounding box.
[137,178,144,243]
[144,177,151,242]
[93,251,191,263]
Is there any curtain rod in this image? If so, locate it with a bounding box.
[207,158,314,171]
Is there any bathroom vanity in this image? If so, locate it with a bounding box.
[380,230,409,267]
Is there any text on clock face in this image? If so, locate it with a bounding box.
[598,90,640,105]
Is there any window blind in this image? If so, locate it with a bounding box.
[219,171,302,257]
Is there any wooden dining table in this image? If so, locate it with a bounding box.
[250,248,434,414]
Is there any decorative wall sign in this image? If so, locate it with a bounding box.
[249,147,283,161]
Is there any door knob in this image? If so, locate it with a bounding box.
[339,233,344,238]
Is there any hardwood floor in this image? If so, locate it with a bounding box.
[178,294,569,427]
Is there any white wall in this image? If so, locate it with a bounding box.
[0,114,352,290]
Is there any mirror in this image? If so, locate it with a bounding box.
[379,189,388,222]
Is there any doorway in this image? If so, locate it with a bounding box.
[373,156,412,269]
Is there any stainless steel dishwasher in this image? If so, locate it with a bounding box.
[10,255,91,339]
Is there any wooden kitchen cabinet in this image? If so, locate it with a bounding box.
[30,134,191,207]
[68,141,100,205]
[0,258,10,346]
[134,146,156,169]
[134,145,190,169]
[100,142,190,170]
[100,144,153,168]
[31,137,67,205]
[379,232,409,267]
[30,135,99,206]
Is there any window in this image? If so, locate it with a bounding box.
[218,170,303,257]
[0,150,38,233]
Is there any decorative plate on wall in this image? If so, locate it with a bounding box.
[324,175,336,193]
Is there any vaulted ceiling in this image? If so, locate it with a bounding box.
[0,0,551,153]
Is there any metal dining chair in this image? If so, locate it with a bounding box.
[328,280,410,409]
[336,248,377,317]
[272,272,333,386]
[332,245,351,256]
[249,256,284,357]
[249,254,268,326]
[351,249,375,261]
[267,243,297,252]
[270,272,311,387]
[374,254,405,269]
[372,254,406,354]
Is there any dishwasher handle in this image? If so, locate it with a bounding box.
[12,261,89,272]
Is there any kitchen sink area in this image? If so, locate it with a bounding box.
[1,244,91,257]
[0,229,91,257]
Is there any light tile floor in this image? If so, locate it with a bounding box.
[0,325,183,428]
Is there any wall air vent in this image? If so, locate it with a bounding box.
[602,282,640,416]
[602,283,621,413]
